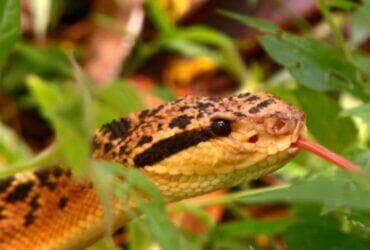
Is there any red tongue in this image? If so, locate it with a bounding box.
[293,139,364,173]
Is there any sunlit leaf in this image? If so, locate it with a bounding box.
[341,103,370,123]
[32,0,52,37]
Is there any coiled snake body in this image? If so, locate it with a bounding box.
[0,92,306,249]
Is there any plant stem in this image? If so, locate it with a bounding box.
[0,143,58,178]
[318,0,353,62]
[175,184,291,208]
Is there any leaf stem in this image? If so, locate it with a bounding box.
[175,184,291,208]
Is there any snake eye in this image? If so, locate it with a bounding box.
[211,118,232,136]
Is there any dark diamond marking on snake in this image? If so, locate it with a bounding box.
[138,109,150,120]
[157,123,163,131]
[6,181,35,202]
[58,196,68,209]
[119,146,126,154]
[169,115,193,129]
[104,118,132,140]
[35,168,52,185]
[154,115,164,120]
[134,127,222,167]
[149,104,165,116]
[29,195,40,210]
[0,206,6,220]
[179,105,190,112]
[24,211,36,227]
[104,143,113,153]
[245,95,259,103]
[249,99,276,114]
[0,176,15,192]
[35,168,58,191]
[196,102,213,111]
[196,112,204,119]
[234,112,246,117]
[173,98,184,104]
[137,135,153,147]
[52,167,63,178]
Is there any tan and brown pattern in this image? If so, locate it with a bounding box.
[0,92,306,249]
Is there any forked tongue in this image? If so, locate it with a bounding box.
[293,139,363,173]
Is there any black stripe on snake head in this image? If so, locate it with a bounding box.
[133,128,214,167]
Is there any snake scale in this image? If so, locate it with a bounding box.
[0,92,306,249]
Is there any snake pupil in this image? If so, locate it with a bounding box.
[211,119,232,136]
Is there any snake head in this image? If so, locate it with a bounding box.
[95,92,306,200]
[130,93,306,200]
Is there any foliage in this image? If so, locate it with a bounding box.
[0,0,20,76]
[0,0,369,250]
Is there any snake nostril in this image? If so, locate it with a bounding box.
[264,116,294,135]
[274,118,286,131]
[248,134,259,143]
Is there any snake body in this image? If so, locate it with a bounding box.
[0,92,306,249]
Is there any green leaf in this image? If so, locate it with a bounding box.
[26,74,62,120]
[213,219,291,239]
[219,9,280,33]
[152,86,176,101]
[341,103,370,123]
[103,163,180,250]
[14,42,72,76]
[353,52,370,76]
[27,75,91,176]
[0,0,20,73]
[2,42,72,94]
[177,26,234,48]
[0,122,33,164]
[125,169,180,250]
[284,207,370,250]
[296,87,357,152]
[163,39,220,60]
[94,80,145,127]
[145,0,175,34]
[260,33,370,101]
[128,220,152,250]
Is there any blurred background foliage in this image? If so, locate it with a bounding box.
[0,0,369,249]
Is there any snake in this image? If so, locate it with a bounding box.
[0,92,307,249]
